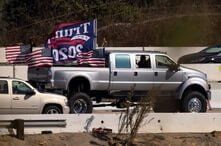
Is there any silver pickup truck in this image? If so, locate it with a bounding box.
[28,51,211,113]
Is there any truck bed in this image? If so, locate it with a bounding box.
[28,66,110,91]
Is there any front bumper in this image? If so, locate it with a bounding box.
[207,90,211,100]
[63,105,70,114]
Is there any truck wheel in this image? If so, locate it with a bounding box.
[43,105,62,114]
[182,91,207,112]
[69,92,93,113]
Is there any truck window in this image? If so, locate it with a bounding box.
[12,81,32,94]
[155,55,175,68]
[136,55,151,68]
[115,54,131,68]
[0,80,8,94]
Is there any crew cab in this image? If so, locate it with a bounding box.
[0,77,69,114]
[28,51,211,113]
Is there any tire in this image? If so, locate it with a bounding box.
[182,91,207,113]
[43,105,62,114]
[69,92,93,113]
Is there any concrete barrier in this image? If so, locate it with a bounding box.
[0,65,28,80]
[105,47,204,62]
[0,48,7,63]
[0,66,13,77]
[0,113,220,134]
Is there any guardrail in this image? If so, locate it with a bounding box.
[0,119,66,140]
[1,113,221,136]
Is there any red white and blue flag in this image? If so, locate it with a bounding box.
[27,49,53,67]
[77,50,105,67]
[46,20,97,64]
[5,45,32,64]
[5,20,105,67]
[5,45,53,67]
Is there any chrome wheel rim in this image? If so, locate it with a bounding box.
[73,99,87,113]
[188,97,202,112]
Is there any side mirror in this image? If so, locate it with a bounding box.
[169,64,179,71]
[26,89,35,95]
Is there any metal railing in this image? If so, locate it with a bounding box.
[0,119,66,140]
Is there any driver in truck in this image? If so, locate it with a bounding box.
[138,55,150,68]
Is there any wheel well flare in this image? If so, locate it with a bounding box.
[182,84,208,99]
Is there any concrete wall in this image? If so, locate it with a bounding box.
[0,47,7,63]
[0,113,221,134]
[0,65,28,80]
[184,64,221,82]
[105,47,203,62]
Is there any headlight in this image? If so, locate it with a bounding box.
[64,98,68,106]
[205,73,207,79]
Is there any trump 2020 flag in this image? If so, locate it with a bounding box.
[46,20,97,64]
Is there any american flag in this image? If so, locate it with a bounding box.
[5,45,53,67]
[77,49,106,67]
[5,45,32,64]
[27,49,53,68]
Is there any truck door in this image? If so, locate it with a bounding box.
[0,80,11,114]
[11,80,40,114]
[153,55,183,94]
[110,53,134,92]
[133,54,154,91]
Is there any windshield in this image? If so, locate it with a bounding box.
[201,46,221,53]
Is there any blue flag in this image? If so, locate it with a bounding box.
[46,20,97,64]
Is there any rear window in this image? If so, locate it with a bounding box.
[0,80,8,94]
[115,54,131,68]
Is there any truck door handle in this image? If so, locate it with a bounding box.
[113,71,117,76]
[134,72,138,76]
[13,97,19,100]
[154,72,158,76]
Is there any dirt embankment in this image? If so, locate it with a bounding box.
[0,132,221,146]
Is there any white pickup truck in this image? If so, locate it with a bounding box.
[28,51,211,113]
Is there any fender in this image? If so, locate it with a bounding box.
[177,77,209,100]
[66,73,92,90]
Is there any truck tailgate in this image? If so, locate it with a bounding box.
[28,67,50,82]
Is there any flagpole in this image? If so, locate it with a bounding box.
[94,19,97,50]
[13,64,15,78]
